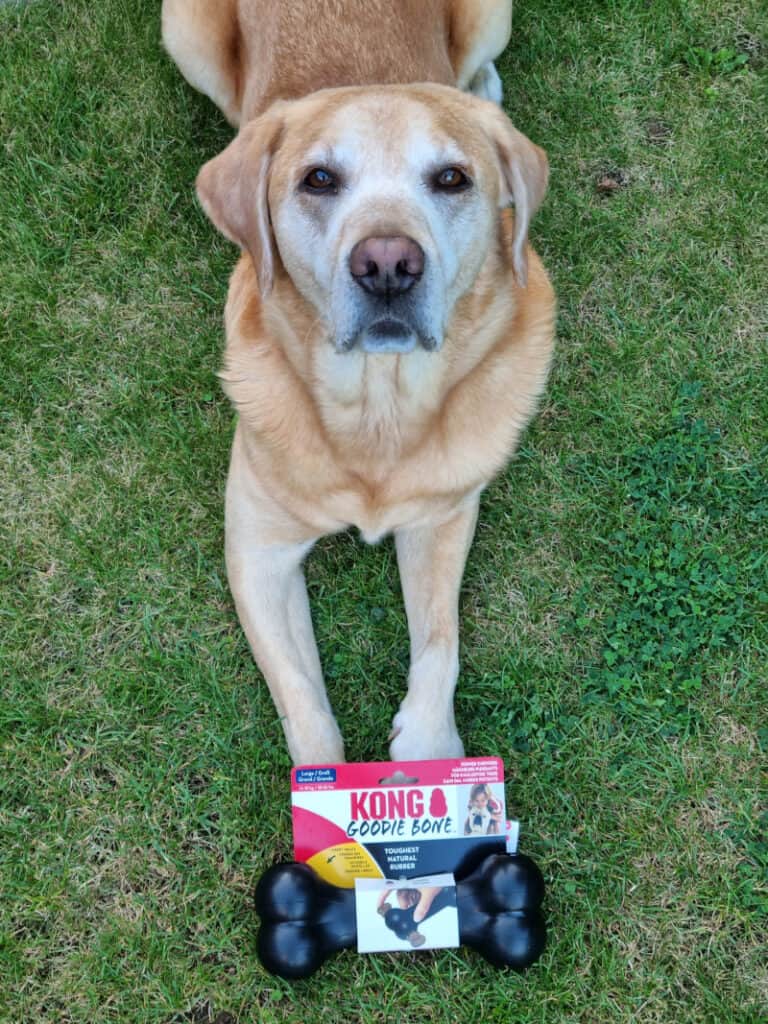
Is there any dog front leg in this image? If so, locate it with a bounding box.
[226,496,344,766]
[389,497,480,760]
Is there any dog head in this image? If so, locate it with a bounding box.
[197,84,547,355]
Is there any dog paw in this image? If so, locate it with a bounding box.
[287,710,345,766]
[467,62,504,105]
[388,708,465,761]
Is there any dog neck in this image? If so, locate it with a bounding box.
[310,344,447,465]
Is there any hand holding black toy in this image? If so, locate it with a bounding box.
[377,892,432,947]
[255,852,546,979]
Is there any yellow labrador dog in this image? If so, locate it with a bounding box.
[162,0,555,765]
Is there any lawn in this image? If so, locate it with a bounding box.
[1,0,766,1021]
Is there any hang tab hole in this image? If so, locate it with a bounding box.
[378,771,419,786]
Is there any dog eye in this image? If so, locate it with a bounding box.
[433,167,471,191]
[302,167,338,193]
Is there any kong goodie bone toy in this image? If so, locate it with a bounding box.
[255,852,546,979]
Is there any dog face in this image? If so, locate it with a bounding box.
[197,84,547,354]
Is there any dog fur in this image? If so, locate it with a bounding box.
[162,0,555,765]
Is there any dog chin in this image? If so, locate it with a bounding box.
[340,318,438,354]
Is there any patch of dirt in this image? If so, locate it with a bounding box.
[596,168,629,194]
[736,31,762,62]
[645,118,673,145]
[165,1002,237,1024]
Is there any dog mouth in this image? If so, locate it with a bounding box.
[340,318,438,354]
[363,318,417,354]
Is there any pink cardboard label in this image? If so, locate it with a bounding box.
[291,758,510,887]
[292,757,504,791]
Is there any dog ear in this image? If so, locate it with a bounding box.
[196,105,285,296]
[478,103,548,286]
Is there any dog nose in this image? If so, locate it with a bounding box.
[349,236,424,297]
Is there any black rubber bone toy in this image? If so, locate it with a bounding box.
[255,853,546,979]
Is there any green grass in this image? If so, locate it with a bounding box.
[1,0,766,1021]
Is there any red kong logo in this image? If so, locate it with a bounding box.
[350,789,431,820]
[429,789,448,817]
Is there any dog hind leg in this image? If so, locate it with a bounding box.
[450,0,512,104]
[467,61,504,104]
[161,0,243,126]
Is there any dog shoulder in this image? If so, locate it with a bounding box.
[433,212,555,477]
[220,257,326,452]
